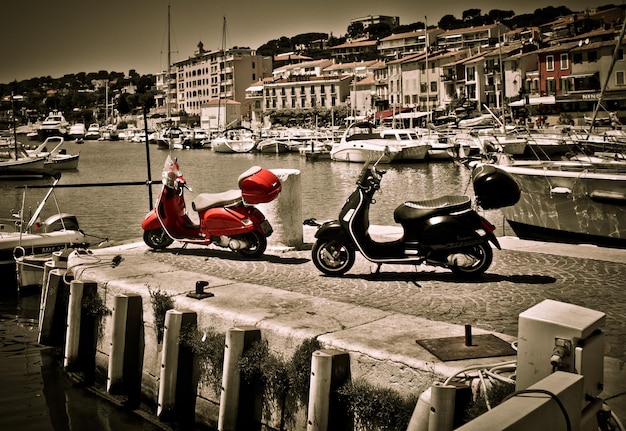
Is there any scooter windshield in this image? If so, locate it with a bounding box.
[162,156,182,187]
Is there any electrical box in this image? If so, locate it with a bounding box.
[516,299,605,398]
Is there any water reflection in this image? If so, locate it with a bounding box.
[0,291,166,431]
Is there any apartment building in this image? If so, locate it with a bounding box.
[170,44,270,118]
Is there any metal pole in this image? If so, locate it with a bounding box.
[144,108,153,210]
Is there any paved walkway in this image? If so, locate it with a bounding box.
[88,232,626,423]
[150,236,626,362]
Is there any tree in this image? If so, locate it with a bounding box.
[347,22,365,39]
[463,9,481,21]
[117,94,130,115]
[438,14,463,30]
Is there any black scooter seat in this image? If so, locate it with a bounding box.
[192,189,242,212]
[394,195,471,223]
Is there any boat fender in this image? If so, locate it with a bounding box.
[550,187,571,196]
[589,190,626,205]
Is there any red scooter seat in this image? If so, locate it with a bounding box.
[192,189,242,212]
[394,195,471,223]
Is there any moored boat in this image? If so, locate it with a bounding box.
[37,110,69,141]
[475,156,626,248]
[85,123,101,140]
[330,122,401,163]
[211,127,256,153]
[27,136,80,170]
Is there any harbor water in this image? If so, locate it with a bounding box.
[0,139,508,244]
[0,139,510,430]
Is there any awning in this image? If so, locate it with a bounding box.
[375,107,413,119]
[509,96,556,106]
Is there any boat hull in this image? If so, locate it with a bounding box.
[494,162,626,248]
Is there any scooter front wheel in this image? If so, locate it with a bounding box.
[143,228,174,250]
[312,239,355,276]
[448,242,493,278]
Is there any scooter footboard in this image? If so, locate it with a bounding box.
[413,214,489,250]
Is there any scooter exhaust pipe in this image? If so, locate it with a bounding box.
[229,238,250,250]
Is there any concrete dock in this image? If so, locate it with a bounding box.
[67,229,626,428]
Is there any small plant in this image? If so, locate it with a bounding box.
[179,325,225,394]
[336,378,418,431]
[81,286,111,342]
[148,286,175,343]
[463,379,515,422]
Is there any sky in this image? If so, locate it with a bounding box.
[0,0,617,84]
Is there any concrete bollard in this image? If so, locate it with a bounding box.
[107,293,143,406]
[38,267,72,346]
[218,326,262,431]
[157,309,198,423]
[306,349,352,431]
[428,382,457,431]
[63,280,98,371]
[260,169,303,250]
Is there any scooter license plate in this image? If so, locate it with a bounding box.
[260,220,273,235]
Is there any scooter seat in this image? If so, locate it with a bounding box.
[192,189,242,212]
[394,195,471,223]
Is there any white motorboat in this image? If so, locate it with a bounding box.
[27,136,80,170]
[85,123,101,140]
[330,122,401,163]
[155,127,191,150]
[212,127,256,153]
[0,176,89,288]
[37,110,69,141]
[379,128,430,162]
[68,123,86,139]
[476,156,626,248]
[0,141,47,175]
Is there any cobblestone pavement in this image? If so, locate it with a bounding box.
[149,244,626,362]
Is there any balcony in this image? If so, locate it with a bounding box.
[441,73,456,82]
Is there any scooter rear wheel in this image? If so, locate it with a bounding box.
[449,242,493,278]
[312,239,355,276]
[143,228,174,250]
[236,231,267,258]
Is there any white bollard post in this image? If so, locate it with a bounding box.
[306,349,351,431]
[64,280,98,371]
[157,309,197,421]
[38,267,71,345]
[260,169,303,250]
[107,293,142,396]
[218,326,261,431]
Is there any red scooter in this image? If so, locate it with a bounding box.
[142,156,281,258]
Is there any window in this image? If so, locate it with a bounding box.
[546,55,554,71]
[588,51,597,62]
[560,53,568,70]
[573,52,583,64]
[617,70,625,86]
[430,81,437,92]
[546,78,556,95]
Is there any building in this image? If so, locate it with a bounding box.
[378,28,444,60]
[171,43,271,118]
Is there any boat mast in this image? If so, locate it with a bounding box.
[217,16,226,131]
[166,3,172,120]
[11,93,18,160]
[588,17,626,133]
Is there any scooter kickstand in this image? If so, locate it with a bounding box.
[374,263,382,275]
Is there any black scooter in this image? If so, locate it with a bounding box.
[309,156,520,278]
